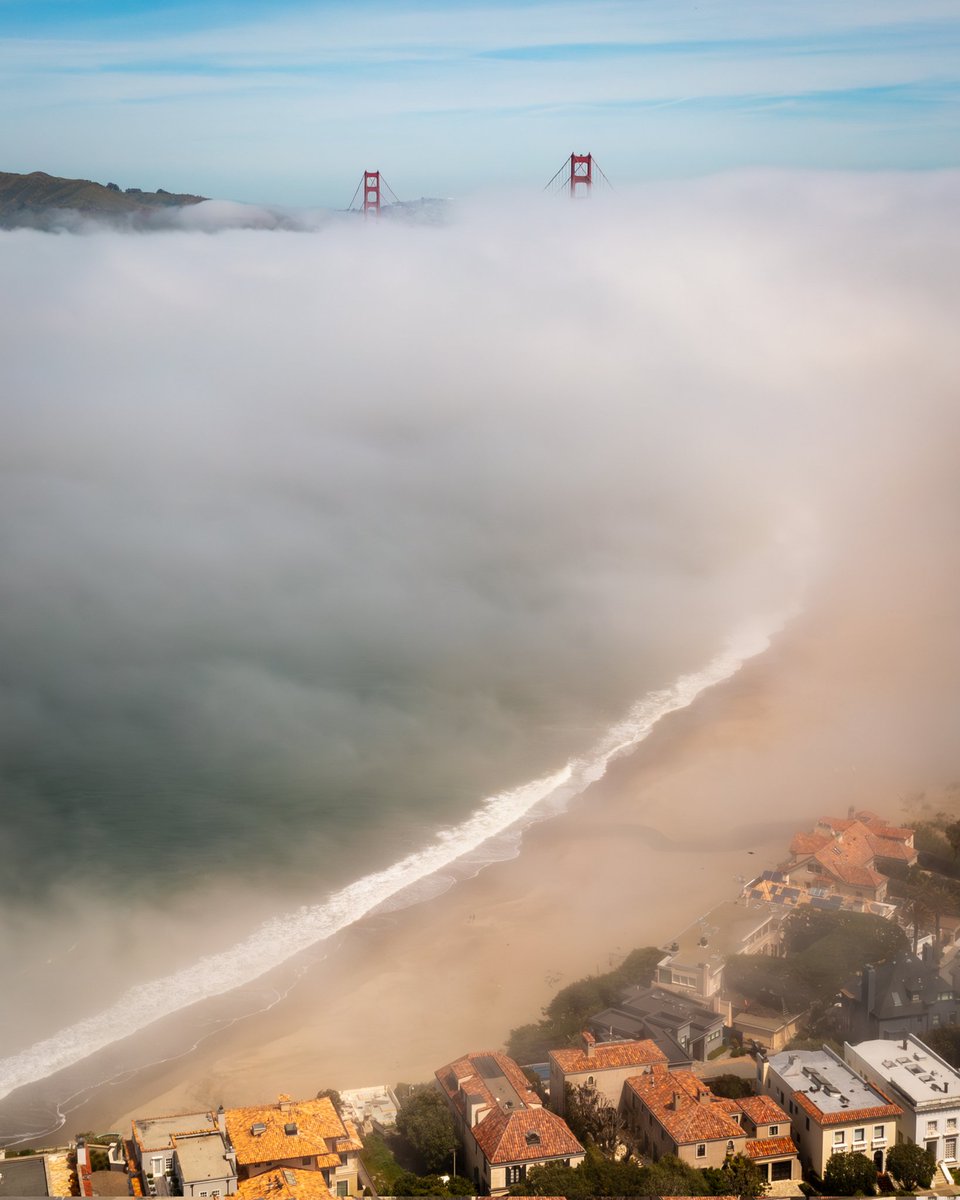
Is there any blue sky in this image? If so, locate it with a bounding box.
[1,0,959,205]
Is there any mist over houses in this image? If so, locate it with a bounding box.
[16,807,960,1198]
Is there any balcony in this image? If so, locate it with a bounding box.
[852,1141,867,1151]
[872,1137,887,1148]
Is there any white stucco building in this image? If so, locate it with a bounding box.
[845,1035,960,1167]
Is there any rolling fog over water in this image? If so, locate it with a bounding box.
[1,172,959,1108]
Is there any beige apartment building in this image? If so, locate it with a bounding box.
[760,1047,902,1177]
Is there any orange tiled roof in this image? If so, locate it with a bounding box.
[225,1095,354,1168]
[336,1119,364,1154]
[625,1070,746,1146]
[548,1039,667,1074]
[237,1167,334,1200]
[745,1136,798,1160]
[736,1095,790,1127]
[791,1089,901,1127]
[472,1106,584,1165]
[790,831,833,856]
[435,1051,541,1120]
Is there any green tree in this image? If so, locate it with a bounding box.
[636,1154,710,1196]
[506,945,663,1062]
[702,1152,768,1197]
[563,1082,623,1152]
[392,1171,474,1195]
[885,1142,936,1190]
[509,1159,589,1197]
[822,1150,877,1196]
[316,1088,343,1115]
[395,1087,458,1174]
[922,1025,960,1067]
[704,1073,754,1099]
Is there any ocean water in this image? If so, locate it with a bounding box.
[2,173,957,1143]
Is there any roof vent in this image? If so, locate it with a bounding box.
[251,1123,267,1137]
[284,1122,298,1136]
[525,1132,541,1146]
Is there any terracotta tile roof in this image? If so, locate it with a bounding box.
[435,1051,541,1120]
[791,831,833,856]
[237,1167,334,1200]
[225,1096,354,1168]
[791,1089,901,1126]
[472,1106,584,1165]
[625,1070,746,1146]
[820,813,914,845]
[548,1038,667,1074]
[336,1119,364,1154]
[736,1095,790,1127]
[745,1136,798,1160]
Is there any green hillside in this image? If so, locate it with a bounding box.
[0,169,205,226]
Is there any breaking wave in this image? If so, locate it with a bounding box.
[0,615,784,1102]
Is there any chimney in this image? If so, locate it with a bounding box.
[902,1038,908,1051]
[278,1094,292,1112]
[582,1030,596,1058]
[673,1092,682,1110]
[699,1089,711,1106]
[217,1104,226,1136]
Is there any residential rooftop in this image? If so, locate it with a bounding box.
[435,1050,541,1120]
[172,1132,232,1183]
[224,1094,358,1168]
[236,1167,333,1200]
[625,1069,744,1145]
[549,1036,667,1074]
[768,1047,902,1123]
[472,1106,584,1164]
[663,900,780,965]
[847,1036,960,1105]
[132,1111,217,1150]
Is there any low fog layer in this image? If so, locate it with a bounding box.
[1,172,959,1053]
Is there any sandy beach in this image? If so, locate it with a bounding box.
[39,534,957,1145]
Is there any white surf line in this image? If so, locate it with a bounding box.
[0,614,786,1103]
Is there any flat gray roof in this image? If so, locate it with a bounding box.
[849,1037,960,1104]
[474,1054,528,1112]
[667,900,779,965]
[174,1133,232,1182]
[770,1047,894,1115]
[0,1156,48,1197]
[134,1111,217,1151]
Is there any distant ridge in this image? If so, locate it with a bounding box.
[0,169,206,228]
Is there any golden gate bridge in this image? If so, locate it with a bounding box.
[346,153,611,215]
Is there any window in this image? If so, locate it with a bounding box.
[770,1126,779,1136]
[933,1014,942,1027]
[726,1141,735,1154]
[587,1076,594,1086]
[874,1126,885,1139]
[927,1121,938,1135]
[302,1158,312,1167]
[696,1144,707,1158]
[854,1128,866,1143]
[336,1183,349,1198]
[949,1119,958,1132]
[505,1166,525,1186]
[834,1132,845,1145]
[806,1118,810,1131]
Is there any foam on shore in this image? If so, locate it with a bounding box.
[0,614,784,1104]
